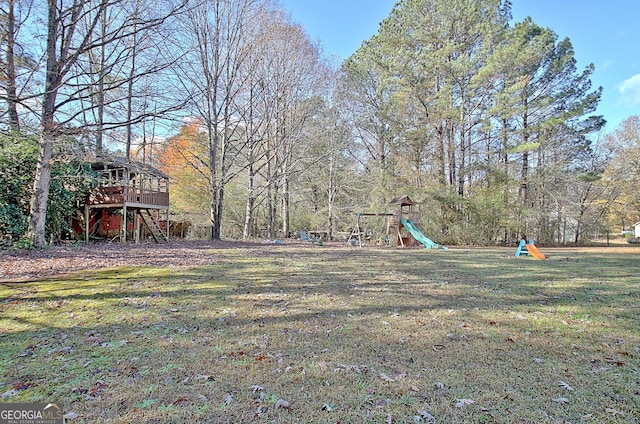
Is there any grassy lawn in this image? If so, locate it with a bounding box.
[1,244,638,423]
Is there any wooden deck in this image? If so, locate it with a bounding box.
[87,186,169,209]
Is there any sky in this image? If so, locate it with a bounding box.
[279,0,640,132]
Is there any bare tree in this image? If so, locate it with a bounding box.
[29,0,105,248]
[1,0,20,131]
[257,13,328,238]
[177,0,273,240]
[27,0,186,247]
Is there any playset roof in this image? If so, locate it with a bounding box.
[389,195,415,206]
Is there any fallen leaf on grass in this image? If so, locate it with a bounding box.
[195,374,215,382]
[558,381,574,391]
[605,358,626,366]
[87,381,107,399]
[1,389,19,399]
[274,399,291,409]
[590,366,611,374]
[321,402,333,412]
[85,334,104,344]
[173,396,189,406]
[223,393,233,405]
[605,408,625,417]
[375,398,391,408]
[334,363,365,373]
[414,409,435,421]
[380,373,396,382]
[455,399,474,408]
[100,340,128,348]
[250,385,263,393]
[18,346,36,357]
[48,346,73,356]
[63,411,80,420]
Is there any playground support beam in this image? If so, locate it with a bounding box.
[351,212,395,247]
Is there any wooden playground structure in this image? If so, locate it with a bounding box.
[348,196,437,248]
[81,156,170,243]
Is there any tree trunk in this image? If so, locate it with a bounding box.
[28,0,66,248]
[437,124,446,185]
[28,134,54,247]
[458,115,466,197]
[265,161,273,238]
[520,92,529,206]
[269,189,277,239]
[242,164,255,239]
[126,7,139,159]
[282,155,290,238]
[94,7,107,154]
[214,187,224,239]
[209,134,219,239]
[5,0,20,132]
[327,144,336,240]
[447,121,456,188]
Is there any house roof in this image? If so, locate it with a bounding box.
[91,154,168,179]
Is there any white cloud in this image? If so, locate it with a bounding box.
[618,73,640,106]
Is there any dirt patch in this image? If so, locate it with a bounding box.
[0,240,286,282]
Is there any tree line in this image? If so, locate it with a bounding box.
[0,0,637,247]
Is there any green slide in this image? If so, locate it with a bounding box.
[400,218,439,249]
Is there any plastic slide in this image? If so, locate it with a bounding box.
[525,243,546,260]
[400,218,439,249]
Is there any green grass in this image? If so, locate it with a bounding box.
[1,245,638,423]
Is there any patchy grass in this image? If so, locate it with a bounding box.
[1,244,639,423]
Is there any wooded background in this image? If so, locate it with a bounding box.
[1,0,638,247]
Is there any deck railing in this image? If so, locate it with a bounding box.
[88,186,169,207]
[125,189,169,206]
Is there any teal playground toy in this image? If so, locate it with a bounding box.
[515,239,545,259]
[400,218,438,249]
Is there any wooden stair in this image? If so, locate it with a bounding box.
[138,209,168,243]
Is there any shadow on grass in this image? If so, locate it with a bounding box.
[2,246,637,332]
[1,245,638,423]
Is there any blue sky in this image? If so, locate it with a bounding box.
[279,0,640,132]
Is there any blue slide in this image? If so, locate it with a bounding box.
[400,218,439,249]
